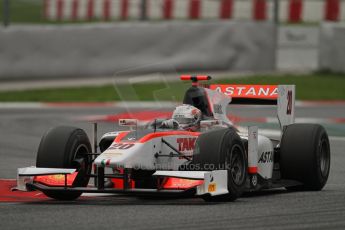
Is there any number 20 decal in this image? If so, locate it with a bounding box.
[286,90,292,115]
[109,143,135,150]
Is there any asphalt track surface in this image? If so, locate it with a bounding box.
[0,104,345,230]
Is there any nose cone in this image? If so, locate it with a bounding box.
[93,142,155,170]
[94,143,138,167]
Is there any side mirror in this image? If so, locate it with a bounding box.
[119,119,138,130]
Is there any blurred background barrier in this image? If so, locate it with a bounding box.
[1,0,345,24]
[319,23,345,72]
[278,25,319,71]
[0,0,344,77]
[39,0,345,23]
[0,21,275,79]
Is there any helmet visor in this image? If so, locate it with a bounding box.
[174,117,195,125]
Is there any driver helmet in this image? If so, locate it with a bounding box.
[172,104,202,131]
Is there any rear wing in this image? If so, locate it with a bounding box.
[210,84,295,131]
[210,84,278,105]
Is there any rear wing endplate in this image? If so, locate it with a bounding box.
[210,84,295,131]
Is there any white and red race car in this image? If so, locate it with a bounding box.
[16,75,331,202]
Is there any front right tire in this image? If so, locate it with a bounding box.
[191,128,247,202]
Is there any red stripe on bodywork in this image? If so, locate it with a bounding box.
[248,167,258,174]
[139,131,200,143]
[114,131,130,143]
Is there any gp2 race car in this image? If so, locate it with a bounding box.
[16,75,331,202]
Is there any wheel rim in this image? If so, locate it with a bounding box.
[72,144,91,185]
[227,144,246,186]
[73,144,89,169]
[319,137,330,178]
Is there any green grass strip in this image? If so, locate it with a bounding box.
[0,73,344,102]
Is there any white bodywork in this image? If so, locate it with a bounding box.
[94,133,196,170]
[16,83,295,196]
[256,135,274,179]
[240,131,274,179]
[94,142,155,169]
[196,170,229,196]
[248,126,258,173]
[88,84,288,179]
[100,131,122,140]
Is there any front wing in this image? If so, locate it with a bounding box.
[16,167,229,198]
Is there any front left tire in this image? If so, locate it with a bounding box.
[36,126,92,200]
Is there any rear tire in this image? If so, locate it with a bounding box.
[36,126,92,200]
[191,128,247,202]
[280,124,330,191]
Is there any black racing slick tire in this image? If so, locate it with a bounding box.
[280,124,331,191]
[190,127,247,202]
[36,126,92,200]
